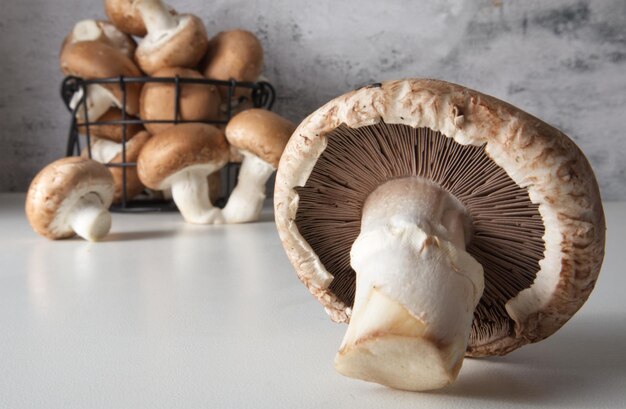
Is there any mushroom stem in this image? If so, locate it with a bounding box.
[71,85,118,122]
[72,20,103,42]
[170,167,223,224]
[88,137,122,163]
[68,192,112,241]
[335,177,484,391]
[222,152,275,223]
[139,0,178,36]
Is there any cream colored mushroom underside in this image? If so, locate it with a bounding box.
[273,79,604,354]
[48,180,114,238]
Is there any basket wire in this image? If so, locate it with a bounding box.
[61,75,276,212]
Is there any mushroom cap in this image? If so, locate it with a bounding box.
[25,157,114,239]
[61,19,136,60]
[77,108,143,143]
[274,79,605,356]
[104,0,177,37]
[104,0,145,36]
[225,109,296,168]
[228,144,244,163]
[135,14,209,75]
[140,67,221,135]
[203,30,264,98]
[108,130,151,203]
[137,123,229,190]
[60,40,141,79]
[60,41,142,115]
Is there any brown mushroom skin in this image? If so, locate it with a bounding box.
[77,108,144,143]
[80,131,151,203]
[137,123,229,224]
[137,124,228,190]
[203,30,264,98]
[140,67,221,135]
[135,13,209,75]
[104,0,176,37]
[225,109,295,168]
[108,131,151,203]
[60,20,136,60]
[26,157,114,240]
[222,109,296,223]
[105,0,148,36]
[274,78,606,370]
[60,41,142,116]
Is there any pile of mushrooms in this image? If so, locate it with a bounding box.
[274,79,605,391]
[27,0,292,240]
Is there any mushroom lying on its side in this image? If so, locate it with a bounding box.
[135,0,209,75]
[137,123,228,224]
[223,109,296,223]
[26,157,114,241]
[104,0,177,37]
[62,19,136,60]
[61,41,142,122]
[274,79,605,391]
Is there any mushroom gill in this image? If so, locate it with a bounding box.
[294,122,545,350]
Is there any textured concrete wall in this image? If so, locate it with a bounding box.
[1,0,625,198]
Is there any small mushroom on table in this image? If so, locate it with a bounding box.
[223,109,296,223]
[137,123,228,224]
[274,79,605,391]
[135,0,209,74]
[26,157,114,241]
[140,67,221,135]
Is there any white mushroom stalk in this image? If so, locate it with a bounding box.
[88,137,123,163]
[139,0,180,40]
[72,20,105,42]
[66,192,112,241]
[166,165,224,225]
[222,152,275,224]
[335,177,484,391]
[70,85,120,122]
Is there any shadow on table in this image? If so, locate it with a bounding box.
[441,315,626,403]
[101,229,180,242]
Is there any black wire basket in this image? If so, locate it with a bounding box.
[61,75,275,212]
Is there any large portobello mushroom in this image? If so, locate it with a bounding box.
[274,78,605,391]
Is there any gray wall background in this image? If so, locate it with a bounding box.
[0,0,625,198]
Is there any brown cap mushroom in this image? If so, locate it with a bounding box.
[137,123,228,223]
[223,109,296,223]
[104,0,177,37]
[77,108,144,143]
[274,79,605,391]
[61,19,136,60]
[140,67,221,135]
[61,41,142,120]
[26,157,115,241]
[203,30,264,98]
[135,0,209,75]
[82,131,151,203]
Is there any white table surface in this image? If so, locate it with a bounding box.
[0,193,624,409]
